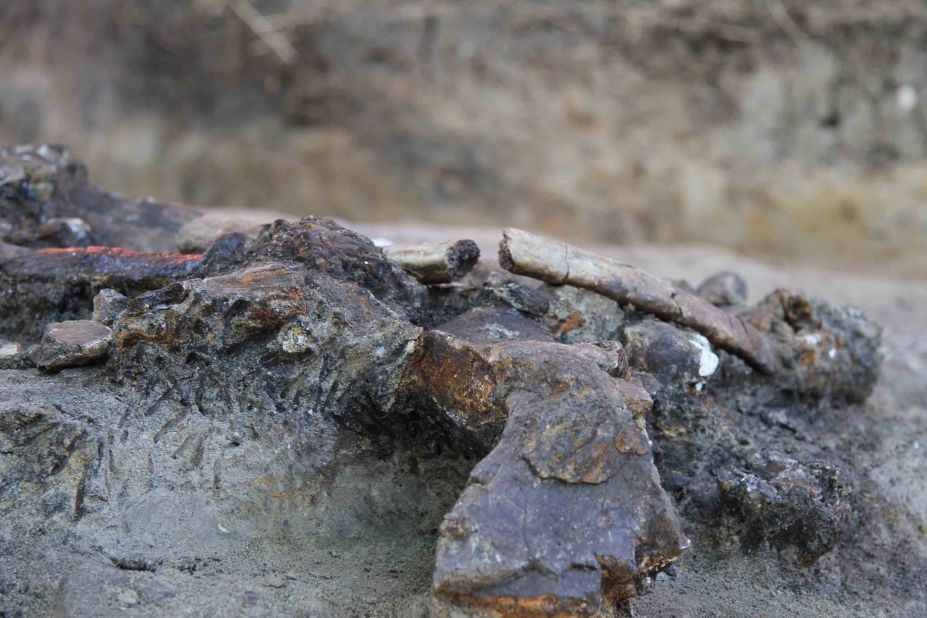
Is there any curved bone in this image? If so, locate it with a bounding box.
[499,228,779,374]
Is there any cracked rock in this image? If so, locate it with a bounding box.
[744,289,882,404]
[717,450,852,562]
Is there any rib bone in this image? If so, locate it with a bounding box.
[499,228,779,374]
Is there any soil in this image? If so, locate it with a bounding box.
[2,1,927,276]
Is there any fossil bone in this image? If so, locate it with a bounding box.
[499,228,779,374]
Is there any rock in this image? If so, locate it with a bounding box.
[4,217,93,248]
[0,340,23,369]
[745,290,882,404]
[485,281,551,317]
[0,246,204,341]
[91,289,128,326]
[111,262,421,425]
[32,320,112,371]
[697,271,748,306]
[434,306,554,345]
[200,217,427,320]
[0,216,426,341]
[572,340,632,380]
[0,144,200,252]
[423,277,550,330]
[717,450,852,562]
[543,284,625,343]
[622,318,720,387]
[109,552,159,572]
[429,338,686,613]
[0,144,74,229]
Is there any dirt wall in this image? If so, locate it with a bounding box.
[2,0,927,275]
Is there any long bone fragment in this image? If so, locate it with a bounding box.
[498,228,779,374]
[383,239,480,284]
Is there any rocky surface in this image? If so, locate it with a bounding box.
[1,147,924,617]
[0,144,199,253]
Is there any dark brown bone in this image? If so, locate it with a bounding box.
[397,309,687,614]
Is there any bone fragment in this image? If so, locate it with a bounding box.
[383,239,480,284]
[498,228,778,374]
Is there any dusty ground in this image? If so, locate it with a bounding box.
[3,1,927,276]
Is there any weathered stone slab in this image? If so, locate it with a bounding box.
[424,335,688,614]
[32,320,112,372]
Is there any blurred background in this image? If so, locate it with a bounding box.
[1,0,926,276]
